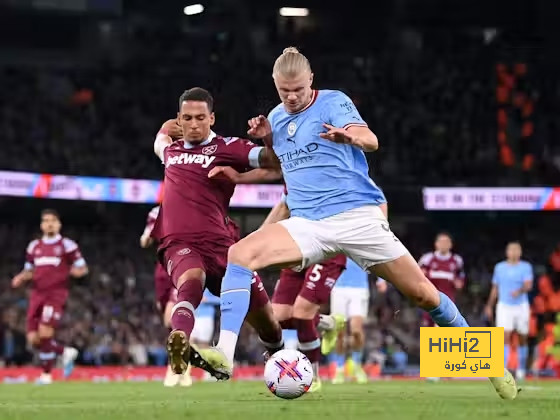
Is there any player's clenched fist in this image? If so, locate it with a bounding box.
[160,119,183,140]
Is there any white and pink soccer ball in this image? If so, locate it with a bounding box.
[264,349,314,399]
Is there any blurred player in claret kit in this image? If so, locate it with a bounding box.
[330,259,387,384]
[486,241,534,381]
[11,209,88,385]
[140,205,192,387]
[418,232,464,382]
[151,87,284,380]
[418,232,465,327]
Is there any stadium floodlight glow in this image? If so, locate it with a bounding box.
[279,7,309,17]
[183,4,204,16]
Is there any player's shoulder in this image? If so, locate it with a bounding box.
[495,260,506,270]
[452,253,464,265]
[418,252,434,264]
[62,237,79,252]
[267,103,285,123]
[26,239,40,253]
[520,260,533,269]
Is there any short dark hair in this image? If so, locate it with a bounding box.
[436,231,452,241]
[178,87,214,112]
[41,209,60,220]
[507,240,522,247]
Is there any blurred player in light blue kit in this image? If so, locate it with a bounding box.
[330,259,386,384]
[486,241,533,381]
[195,47,518,400]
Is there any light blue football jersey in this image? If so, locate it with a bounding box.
[195,289,220,318]
[334,258,369,289]
[492,260,533,305]
[268,89,386,220]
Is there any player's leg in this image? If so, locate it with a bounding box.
[347,290,369,384]
[156,268,181,387]
[329,287,349,384]
[36,300,77,384]
[495,303,514,371]
[163,245,206,375]
[211,223,303,369]
[515,303,531,381]
[246,274,284,356]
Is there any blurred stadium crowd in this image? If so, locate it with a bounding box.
[1,4,560,375]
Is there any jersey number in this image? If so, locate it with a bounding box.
[41,305,54,322]
[308,264,324,282]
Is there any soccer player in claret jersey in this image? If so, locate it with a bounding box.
[151,87,284,379]
[200,47,519,399]
[140,205,191,387]
[418,232,465,327]
[11,209,87,385]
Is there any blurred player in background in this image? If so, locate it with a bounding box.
[486,241,534,381]
[330,259,387,384]
[140,205,191,387]
[418,232,465,381]
[190,289,220,380]
[152,87,283,380]
[11,209,87,385]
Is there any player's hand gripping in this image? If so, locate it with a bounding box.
[160,119,183,140]
[247,115,272,145]
[320,123,354,145]
[208,166,241,183]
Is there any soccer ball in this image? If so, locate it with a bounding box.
[264,349,313,399]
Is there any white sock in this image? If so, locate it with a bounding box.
[217,330,238,364]
[312,362,320,378]
[317,314,335,332]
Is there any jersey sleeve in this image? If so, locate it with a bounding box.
[322,91,367,130]
[455,255,466,280]
[223,137,264,169]
[524,263,534,282]
[24,240,38,270]
[418,253,431,274]
[491,264,500,285]
[63,238,86,268]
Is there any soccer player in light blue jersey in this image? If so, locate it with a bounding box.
[197,47,518,399]
[486,241,533,381]
[330,259,386,384]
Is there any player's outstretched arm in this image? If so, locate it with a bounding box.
[257,147,281,169]
[11,269,33,288]
[209,166,282,184]
[320,124,379,152]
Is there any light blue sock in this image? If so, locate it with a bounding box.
[218,263,253,361]
[428,292,470,327]
[334,353,345,368]
[518,345,528,371]
[504,344,510,368]
[352,351,363,365]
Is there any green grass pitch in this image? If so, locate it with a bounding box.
[0,380,559,420]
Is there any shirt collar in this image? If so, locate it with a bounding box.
[182,131,216,149]
[42,234,62,244]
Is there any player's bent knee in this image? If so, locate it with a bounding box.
[272,303,293,322]
[292,297,318,320]
[176,268,205,288]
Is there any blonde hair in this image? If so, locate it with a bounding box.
[272,47,311,78]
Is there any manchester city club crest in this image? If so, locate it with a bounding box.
[287,121,297,136]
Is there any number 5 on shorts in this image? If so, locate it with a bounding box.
[308,264,324,282]
[41,305,54,323]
